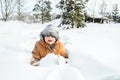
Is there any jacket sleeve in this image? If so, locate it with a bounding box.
[32,42,41,61]
[30,42,41,65]
[59,42,68,58]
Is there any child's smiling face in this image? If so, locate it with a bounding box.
[44,35,56,45]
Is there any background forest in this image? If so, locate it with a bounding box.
[0,0,120,29]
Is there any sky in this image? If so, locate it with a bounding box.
[25,0,61,13]
[86,0,120,16]
[0,19,120,80]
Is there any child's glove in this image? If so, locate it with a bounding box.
[30,59,40,66]
[57,55,66,65]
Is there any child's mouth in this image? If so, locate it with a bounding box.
[48,40,52,42]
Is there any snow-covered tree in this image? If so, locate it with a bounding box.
[33,0,52,23]
[111,4,119,23]
[57,0,88,29]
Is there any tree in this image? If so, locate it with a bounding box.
[33,0,52,23]
[99,0,107,23]
[57,0,88,28]
[16,0,25,21]
[111,4,119,23]
[86,0,97,23]
[0,0,16,21]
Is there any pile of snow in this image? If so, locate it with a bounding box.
[32,53,66,66]
[0,20,120,80]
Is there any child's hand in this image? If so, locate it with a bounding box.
[30,59,40,66]
[57,55,66,65]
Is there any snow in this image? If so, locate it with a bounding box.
[0,20,120,80]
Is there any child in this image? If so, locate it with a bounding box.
[30,24,68,66]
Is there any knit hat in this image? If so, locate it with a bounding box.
[40,24,59,40]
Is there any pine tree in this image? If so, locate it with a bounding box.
[33,0,52,23]
[57,0,88,28]
[111,4,119,23]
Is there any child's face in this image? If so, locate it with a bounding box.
[44,35,56,45]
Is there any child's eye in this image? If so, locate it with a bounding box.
[46,35,50,37]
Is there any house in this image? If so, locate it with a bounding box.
[85,15,109,23]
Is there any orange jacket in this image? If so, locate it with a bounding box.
[31,39,68,64]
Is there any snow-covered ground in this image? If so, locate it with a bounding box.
[0,20,120,80]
